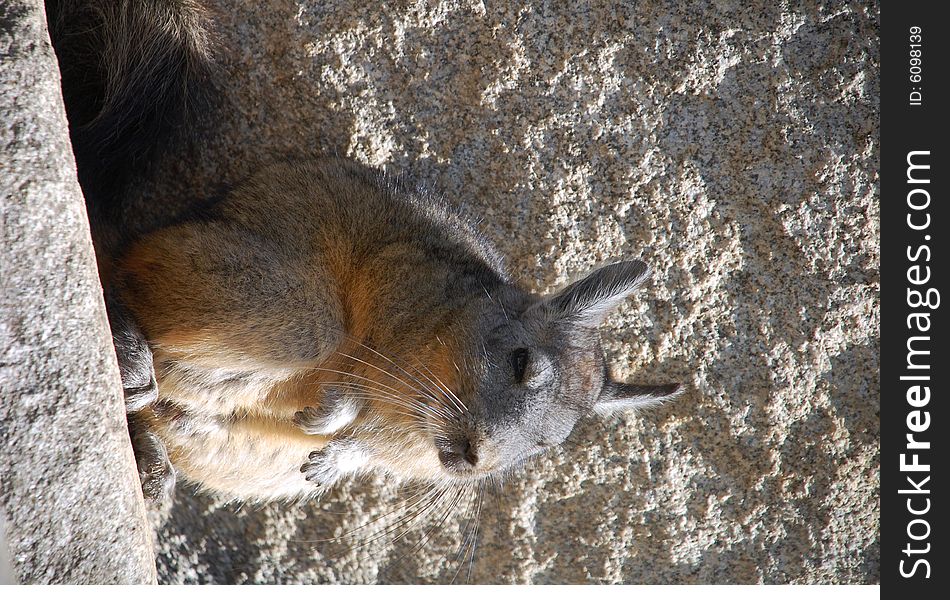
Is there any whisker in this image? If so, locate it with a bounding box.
[390,482,469,572]
[335,346,463,417]
[334,350,459,420]
[449,482,481,584]
[461,481,483,583]
[409,357,468,416]
[364,483,454,551]
[309,370,455,423]
[288,482,442,545]
[318,381,448,423]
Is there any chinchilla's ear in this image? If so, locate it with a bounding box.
[539,260,651,327]
[593,381,683,415]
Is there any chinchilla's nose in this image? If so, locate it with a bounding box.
[436,435,478,472]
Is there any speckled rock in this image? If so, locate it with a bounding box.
[137,0,878,584]
[0,0,156,584]
[6,0,879,584]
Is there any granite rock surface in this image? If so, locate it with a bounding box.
[2,0,880,585]
[0,0,156,584]
[146,0,879,584]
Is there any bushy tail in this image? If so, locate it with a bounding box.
[46,0,214,221]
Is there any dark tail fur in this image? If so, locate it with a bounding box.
[45,0,214,225]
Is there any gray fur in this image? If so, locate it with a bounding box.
[594,382,685,415]
[53,1,683,500]
[129,422,176,503]
[109,158,682,496]
[294,389,362,436]
[539,260,652,326]
[45,0,214,205]
[106,292,159,412]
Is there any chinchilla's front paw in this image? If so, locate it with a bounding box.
[293,388,362,435]
[300,449,340,487]
[300,438,369,488]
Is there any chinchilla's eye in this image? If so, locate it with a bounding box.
[511,348,529,383]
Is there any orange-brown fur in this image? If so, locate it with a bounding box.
[113,161,478,499]
[52,0,684,508]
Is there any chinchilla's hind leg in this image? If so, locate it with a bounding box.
[106,290,176,502]
[106,291,159,412]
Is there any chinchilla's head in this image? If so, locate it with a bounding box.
[396,259,683,482]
